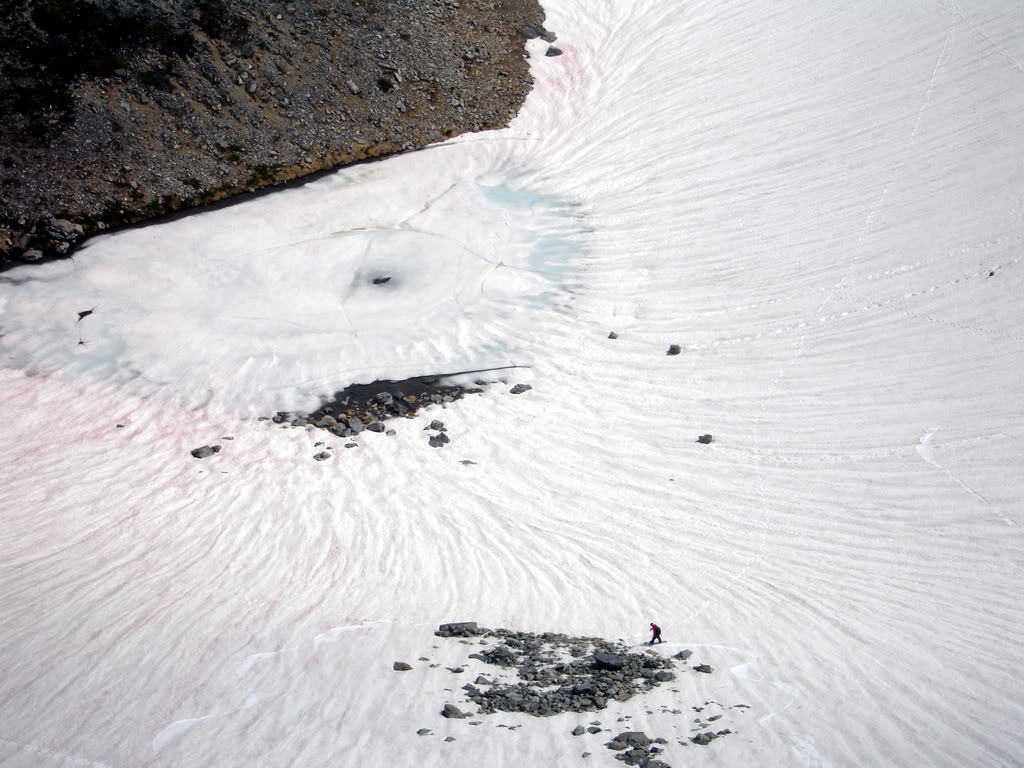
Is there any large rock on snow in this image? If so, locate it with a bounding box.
[593,651,626,670]
[437,621,479,637]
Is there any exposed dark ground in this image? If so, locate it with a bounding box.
[0,0,555,269]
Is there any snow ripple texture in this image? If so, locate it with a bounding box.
[1,1,1023,766]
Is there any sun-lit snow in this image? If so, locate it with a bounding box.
[1,1,1022,766]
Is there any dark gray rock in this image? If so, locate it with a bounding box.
[475,675,492,685]
[441,703,469,719]
[429,433,450,447]
[190,445,222,459]
[21,248,44,262]
[366,422,386,433]
[691,731,717,745]
[673,649,693,660]
[693,664,714,673]
[588,726,602,734]
[393,661,412,671]
[654,671,674,682]
[429,419,446,431]
[438,622,479,636]
[593,652,626,671]
[697,434,713,444]
[614,732,650,748]
[444,736,456,742]
[667,344,681,355]
[608,331,618,339]
[509,383,532,394]
[572,725,586,736]
[313,451,331,461]
[416,728,431,735]
[545,46,563,56]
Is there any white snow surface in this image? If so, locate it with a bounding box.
[2,0,1023,766]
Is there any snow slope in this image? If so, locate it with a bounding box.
[2,0,1023,766]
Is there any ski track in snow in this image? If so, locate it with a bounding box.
[1,0,1024,766]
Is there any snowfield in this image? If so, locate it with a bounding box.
[2,1,1023,766]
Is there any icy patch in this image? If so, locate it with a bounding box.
[0,168,580,415]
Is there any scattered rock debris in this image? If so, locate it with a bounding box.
[401,623,742,764]
[255,366,532,460]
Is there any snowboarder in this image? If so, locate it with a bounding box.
[649,623,663,645]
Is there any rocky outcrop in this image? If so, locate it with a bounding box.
[0,0,553,269]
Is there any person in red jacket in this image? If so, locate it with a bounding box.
[649,623,663,645]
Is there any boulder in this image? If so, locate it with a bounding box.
[614,732,650,748]
[393,661,412,671]
[438,621,479,636]
[667,344,681,355]
[190,445,222,459]
[593,651,626,671]
[441,703,469,719]
[47,218,83,240]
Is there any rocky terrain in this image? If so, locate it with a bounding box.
[389,622,745,767]
[0,0,557,269]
